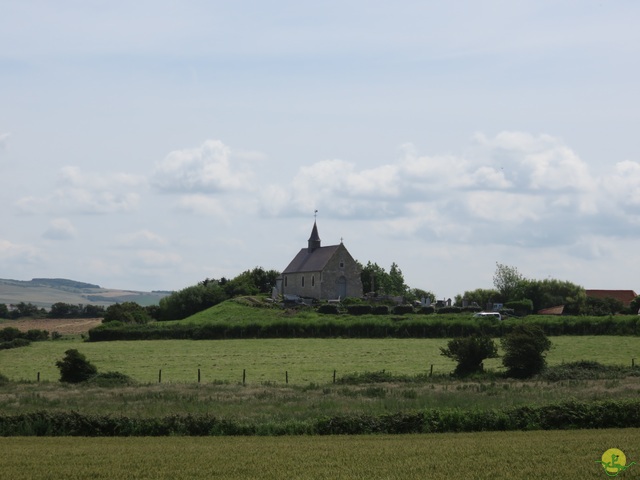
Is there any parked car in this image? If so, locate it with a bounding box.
[473,312,502,321]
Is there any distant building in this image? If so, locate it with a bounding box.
[586,289,638,308]
[278,221,363,301]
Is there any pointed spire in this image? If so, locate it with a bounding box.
[308,220,321,252]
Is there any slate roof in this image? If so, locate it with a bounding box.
[586,289,638,307]
[282,245,341,274]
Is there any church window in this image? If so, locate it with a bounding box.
[284,276,288,287]
[302,276,305,287]
[312,275,315,287]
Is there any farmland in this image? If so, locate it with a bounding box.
[2,311,640,478]
[2,429,639,479]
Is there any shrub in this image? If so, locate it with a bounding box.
[417,306,435,315]
[55,349,98,383]
[0,327,21,342]
[440,335,499,376]
[346,305,372,316]
[341,297,362,306]
[0,338,31,350]
[501,324,551,378]
[371,305,389,315]
[392,305,414,315]
[103,302,152,324]
[0,372,9,385]
[24,329,49,341]
[436,306,462,314]
[317,304,340,315]
[504,299,533,316]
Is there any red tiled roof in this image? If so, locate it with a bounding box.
[585,290,638,307]
[538,305,565,315]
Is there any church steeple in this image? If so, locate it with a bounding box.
[308,220,321,252]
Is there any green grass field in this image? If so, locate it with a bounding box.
[1,336,639,384]
[1,429,639,479]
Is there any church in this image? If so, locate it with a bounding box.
[278,221,363,301]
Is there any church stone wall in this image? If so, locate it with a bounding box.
[319,244,363,300]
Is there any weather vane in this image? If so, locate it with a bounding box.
[314,209,318,219]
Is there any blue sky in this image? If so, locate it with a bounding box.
[1,1,639,299]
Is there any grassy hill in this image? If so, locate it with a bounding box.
[0,278,170,308]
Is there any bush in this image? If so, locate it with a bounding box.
[346,305,372,316]
[392,305,414,315]
[24,329,49,341]
[103,302,152,324]
[436,306,462,314]
[317,304,340,315]
[501,324,551,378]
[417,306,435,315]
[0,338,31,350]
[0,327,21,342]
[55,349,98,383]
[0,372,9,385]
[504,299,533,316]
[371,305,389,315]
[440,335,499,376]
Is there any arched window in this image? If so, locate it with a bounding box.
[302,276,305,287]
[312,275,315,287]
[284,276,288,287]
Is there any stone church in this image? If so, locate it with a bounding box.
[278,221,363,301]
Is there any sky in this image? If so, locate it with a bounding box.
[1,1,639,300]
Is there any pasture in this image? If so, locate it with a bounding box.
[1,429,639,479]
[1,336,640,384]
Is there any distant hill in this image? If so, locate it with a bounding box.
[0,278,171,308]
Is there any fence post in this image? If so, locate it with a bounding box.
[633,358,636,368]
[430,364,434,377]
[198,368,201,383]
[158,369,162,383]
[333,370,336,384]
[286,371,288,384]
[37,372,40,382]
[243,369,246,385]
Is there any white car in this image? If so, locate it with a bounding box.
[473,312,502,321]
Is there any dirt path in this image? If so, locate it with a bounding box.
[1,318,102,335]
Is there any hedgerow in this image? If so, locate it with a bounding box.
[0,400,638,436]
[87,314,640,341]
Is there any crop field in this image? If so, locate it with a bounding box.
[2,429,640,479]
[1,336,640,384]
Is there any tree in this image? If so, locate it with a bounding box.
[455,288,500,309]
[388,262,408,296]
[55,349,98,383]
[630,295,640,315]
[440,335,499,376]
[493,263,524,303]
[501,324,551,378]
[103,302,152,324]
[518,278,585,313]
[360,261,409,297]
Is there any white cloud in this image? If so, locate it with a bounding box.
[42,218,77,240]
[0,133,9,151]
[257,131,640,253]
[115,230,168,248]
[602,160,640,209]
[176,194,229,218]
[0,238,41,264]
[153,140,254,194]
[130,250,182,269]
[15,166,144,215]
